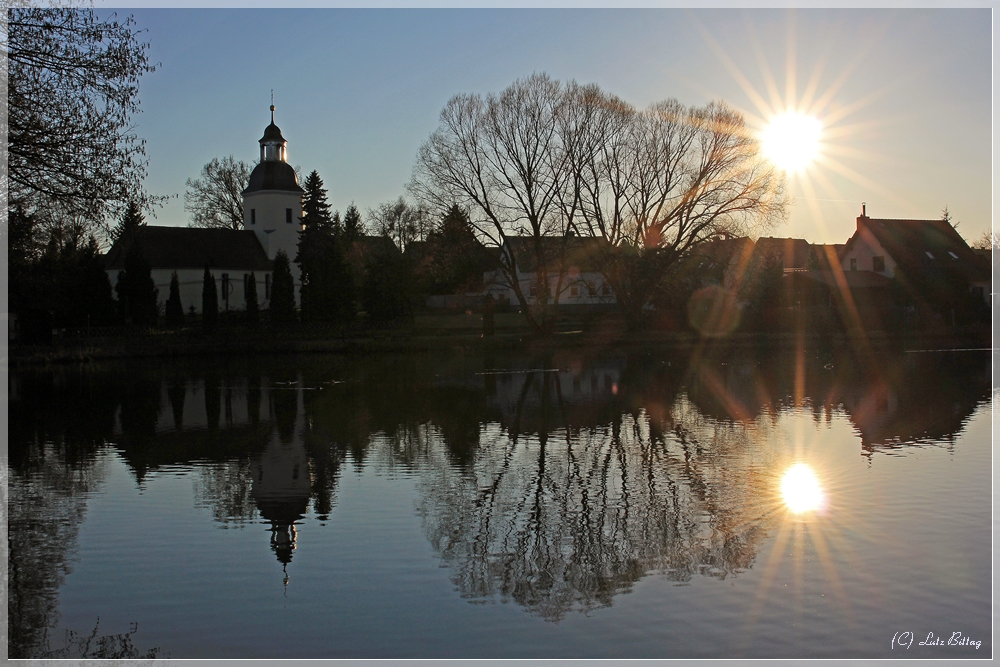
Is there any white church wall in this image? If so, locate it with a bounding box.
[107,267,280,316]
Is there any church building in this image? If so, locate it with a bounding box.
[105,107,304,314]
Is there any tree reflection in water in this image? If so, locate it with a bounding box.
[7,347,991,652]
[414,367,779,621]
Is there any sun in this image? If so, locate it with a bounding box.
[780,462,824,514]
[761,112,822,173]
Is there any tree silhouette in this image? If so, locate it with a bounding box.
[165,272,184,327]
[8,8,159,233]
[245,271,260,324]
[297,172,354,322]
[201,267,218,332]
[269,250,296,323]
[114,248,158,326]
[185,156,252,230]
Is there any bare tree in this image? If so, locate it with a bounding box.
[410,73,571,333]
[970,230,998,250]
[7,8,158,234]
[184,156,252,230]
[366,197,432,251]
[565,93,787,328]
[412,74,786,332]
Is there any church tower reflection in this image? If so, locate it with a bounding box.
[250,378,311,583]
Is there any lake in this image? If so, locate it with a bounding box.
[8,345,992,659]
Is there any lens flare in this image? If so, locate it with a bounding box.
[762,112,821,172]
[780,463,824,514]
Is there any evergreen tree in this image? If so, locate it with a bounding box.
[245,271,260,324]
[111,200,146,242]
[363,248,411,322]
[270,250,296,323]
[114,247,158,326]
[423,204,482,294]
[296,173,354,322]
[79,237,118,326]
[201,266,218,332]
[301,171,334,232]
[343,204,362,245]
[165,271,184,327]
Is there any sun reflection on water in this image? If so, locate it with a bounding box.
[780,463,824,514]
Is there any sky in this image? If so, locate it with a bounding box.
[101,7,991,245]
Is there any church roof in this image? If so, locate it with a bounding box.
[259,122,285,144]
[105,226,273,271]
[244,160,303,194]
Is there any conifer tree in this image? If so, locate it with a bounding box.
[270,250,296,323]
[115,247,158,326]
[343,203,362,245]
[202,266,218,332]
[111,200,146,242]
[245,271,260,324]
[165,271,184,327]
[296,172,354,322]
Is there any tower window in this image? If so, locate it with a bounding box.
[251,209,256,225]
[872,256,885,272]
[286,208,292,224]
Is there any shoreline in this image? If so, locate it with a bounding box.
[7,326,990,367]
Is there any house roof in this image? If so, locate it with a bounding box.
[501,235,609,273]
[753,237,811,269]
[846,217,990,283]
[105,226,273,271]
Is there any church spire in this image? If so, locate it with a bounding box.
[259,100,287,163]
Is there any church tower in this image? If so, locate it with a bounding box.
[243,105,304,287]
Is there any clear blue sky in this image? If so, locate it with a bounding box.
[103,7,990,245]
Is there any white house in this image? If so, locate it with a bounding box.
[839,208,990,304]
[482,236,616,307]
[105,107,304,314]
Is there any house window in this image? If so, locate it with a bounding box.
[602,284,612,296]
[265,274,271,300]
[286,208,293,224]
[529,283,538,297]
[251,209,256,225]
[849,258,857,271]
[570,285,579,297]
[872,256,885,272]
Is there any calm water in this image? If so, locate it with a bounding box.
[8,346,992,659]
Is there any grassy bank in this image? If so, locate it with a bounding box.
[8,309,990,367]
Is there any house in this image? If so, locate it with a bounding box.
[482,235,616,307]
[839,209,990,306]
[105,107,304,314]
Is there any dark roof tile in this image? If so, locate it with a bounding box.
[105,227,273,271]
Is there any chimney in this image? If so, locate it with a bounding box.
[862,202,867,217]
